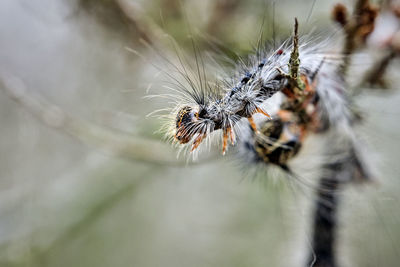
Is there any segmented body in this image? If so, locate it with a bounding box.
[171,20,372,179]
[174,37,330,153]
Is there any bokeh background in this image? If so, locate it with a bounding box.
[0,0,400,266]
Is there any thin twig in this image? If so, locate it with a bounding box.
[337,0,379,76]
[360,49,397,88]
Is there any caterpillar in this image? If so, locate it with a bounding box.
[167,18,372,179]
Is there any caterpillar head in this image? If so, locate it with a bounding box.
[174,106,199,144]
[174,105,215,153]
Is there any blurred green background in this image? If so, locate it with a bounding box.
[0,0,399,266]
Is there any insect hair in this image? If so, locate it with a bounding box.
[149,16,373,189]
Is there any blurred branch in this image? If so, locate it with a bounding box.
[0,73,191,166]
[333,0,379,75]
[333,0,400,88]
[307,147,371,267]
[306,2,386,266]
[114,0,167,45]
[360,49,397,88]
[34,175,145,263]
[77,0,149,42]
[205,0,241,37]
[77,0,170,48]
[358,1,400,88]
[308,171,341,267]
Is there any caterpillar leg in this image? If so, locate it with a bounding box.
[247,117,259,133]
[190,133,206,152]
[255,107,271,118]
[220,127,237,155]
[247,108,271,133]
[229,127,235,145]
[222,127,233,155]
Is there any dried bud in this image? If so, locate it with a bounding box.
[332,3,348,27]
[356,3,380,43]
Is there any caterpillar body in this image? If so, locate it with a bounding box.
[170,19,372,178]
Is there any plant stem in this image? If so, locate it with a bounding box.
[307,161,349,267]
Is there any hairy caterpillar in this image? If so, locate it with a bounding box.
[167,18,371,179]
